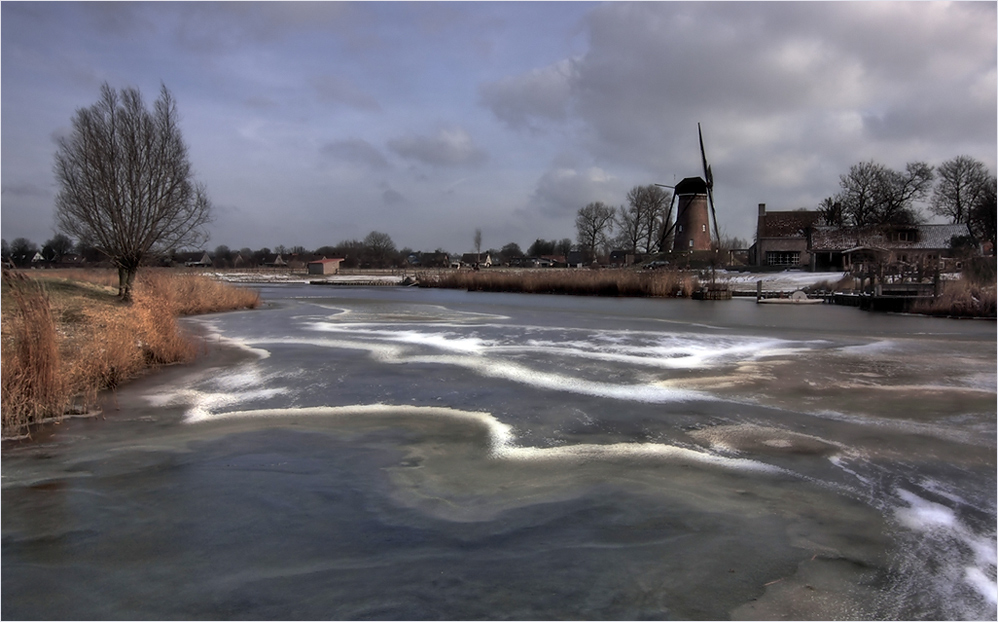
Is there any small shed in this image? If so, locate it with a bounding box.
[307,258,343,275]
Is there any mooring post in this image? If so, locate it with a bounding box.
[756,280,762,302]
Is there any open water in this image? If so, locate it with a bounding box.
[3,284,996,620]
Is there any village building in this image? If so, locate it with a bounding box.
[749,203,823,268]
[809,223,971,272]
[307,258,344,275]
[565,250,587,267]
[749,202,971,271]
[172,250,212,267]
[460,252,492,268]
[261,253,287,268]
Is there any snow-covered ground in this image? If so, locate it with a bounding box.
[209,271,405,285]
[714,270,850,293]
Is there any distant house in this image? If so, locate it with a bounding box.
[565,251,586,267]
[609,250,644,266]
[750,203,823,267]
[749,202,971,271]
[52,253,86,268]
[307,258,343,275]
[185,251,212,267]
[261,253,287,268]
[460,252,492,268]
[810,223,971,272]
[407,251,451,268]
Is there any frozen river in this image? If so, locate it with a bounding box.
[3,284,996,619]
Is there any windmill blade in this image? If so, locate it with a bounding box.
[699,123,721,247]
[698,123,711,190]
[657,191,678,252]
[706,183,721,248]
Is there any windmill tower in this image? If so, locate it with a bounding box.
[662,124,721,252]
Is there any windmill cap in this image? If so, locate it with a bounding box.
[675,176,708,195]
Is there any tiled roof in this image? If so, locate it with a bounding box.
[758,211,822,238]
[810,224,970,252]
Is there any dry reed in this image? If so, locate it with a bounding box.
[420,268,697,298]
[1,270,261,439]
[912,279,997,318]
[1,272,69,437]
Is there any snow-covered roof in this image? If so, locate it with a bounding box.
[810,224,970,252]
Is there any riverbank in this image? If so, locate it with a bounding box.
[417,267,699,297]
[0,269,260,439]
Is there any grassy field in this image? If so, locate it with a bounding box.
[1,269,260,439]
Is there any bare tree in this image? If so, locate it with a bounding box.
[836,161,886,227]
[623,185,671,253]
[817,197,845,226]
[364,231,397,267]
[43,234,75,261]
[615,204,641,253]
[575,201,615,261]
[879,162,933,225]
[10,238,38,267]
[931,156,993,226]
[835,160,931,227]
[54,83,212,300]
[967,175,997,247]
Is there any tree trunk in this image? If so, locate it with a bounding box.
[117,263,139,301]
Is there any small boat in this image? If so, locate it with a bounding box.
[757,290,824,305]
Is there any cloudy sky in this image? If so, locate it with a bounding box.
[2,2,995,254]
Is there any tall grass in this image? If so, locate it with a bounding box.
[1,270,260,439]
[420,268,698,298]
[911,279,996,318]
[1,272,69,436]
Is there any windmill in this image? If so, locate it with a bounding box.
[656,123,721,252]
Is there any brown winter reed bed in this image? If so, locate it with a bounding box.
[419,268,699,298]
[911,278,996,318]
[1,269,260,439]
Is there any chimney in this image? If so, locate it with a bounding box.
[758,203,766,216]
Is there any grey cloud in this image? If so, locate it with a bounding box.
[321,139,390,169]
[529,165,619,218]
[382,188,406,206]
[312,76,382,112]
[167,3,358,54]
[864,97,998,145]
[486,1,995,192]
[479,59,577,131]
[244,96,279,110]
[388,128,488,167]
[1,182,51,198]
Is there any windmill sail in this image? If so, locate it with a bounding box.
[698,123,721,247]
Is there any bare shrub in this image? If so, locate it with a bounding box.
[2,269,260,438]
[137,270,260,315]
[420,268,697,298]
[1,272,69,437]
[912,279,997,318]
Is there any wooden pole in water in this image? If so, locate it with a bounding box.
[756,280,762,302]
